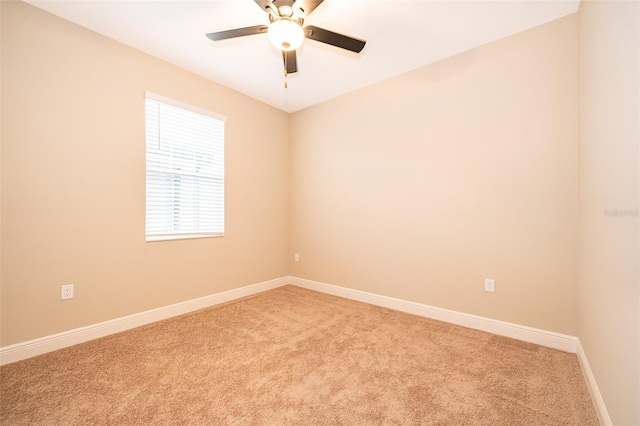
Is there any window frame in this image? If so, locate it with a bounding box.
[144,92,227,242]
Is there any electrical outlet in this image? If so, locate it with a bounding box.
[61,284,74,300]
[294,253,299,262]
[484,279,495,293]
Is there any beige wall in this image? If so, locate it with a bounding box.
[578,1,639,424]
[0,1,290,346]
[290,15,579,335]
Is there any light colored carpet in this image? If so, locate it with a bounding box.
[1,285,598,425]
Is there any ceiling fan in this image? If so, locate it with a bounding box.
[206,0,366,76]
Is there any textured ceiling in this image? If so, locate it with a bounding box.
[25,0,580,112]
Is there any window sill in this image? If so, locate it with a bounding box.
[146,234,224,242]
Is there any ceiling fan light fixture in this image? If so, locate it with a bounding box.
[268,19,304,51]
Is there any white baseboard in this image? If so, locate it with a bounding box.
[576,340,612,425]
[0,275,581,364]
[0,277,289,366]
[2,274,607,422]
[288,276,578,353]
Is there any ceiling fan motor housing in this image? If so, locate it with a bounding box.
[271,0,301,18]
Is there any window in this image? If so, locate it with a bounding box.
[145,92,226,241]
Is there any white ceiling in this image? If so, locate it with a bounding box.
[25,0,580,113]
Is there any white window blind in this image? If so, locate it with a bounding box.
[145,93,226,241]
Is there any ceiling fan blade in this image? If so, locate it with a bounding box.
[206,25,268,42]
[294,0,324,16]
[304,25,366,53]
[283,50,298,74]
[254,0,280,19]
